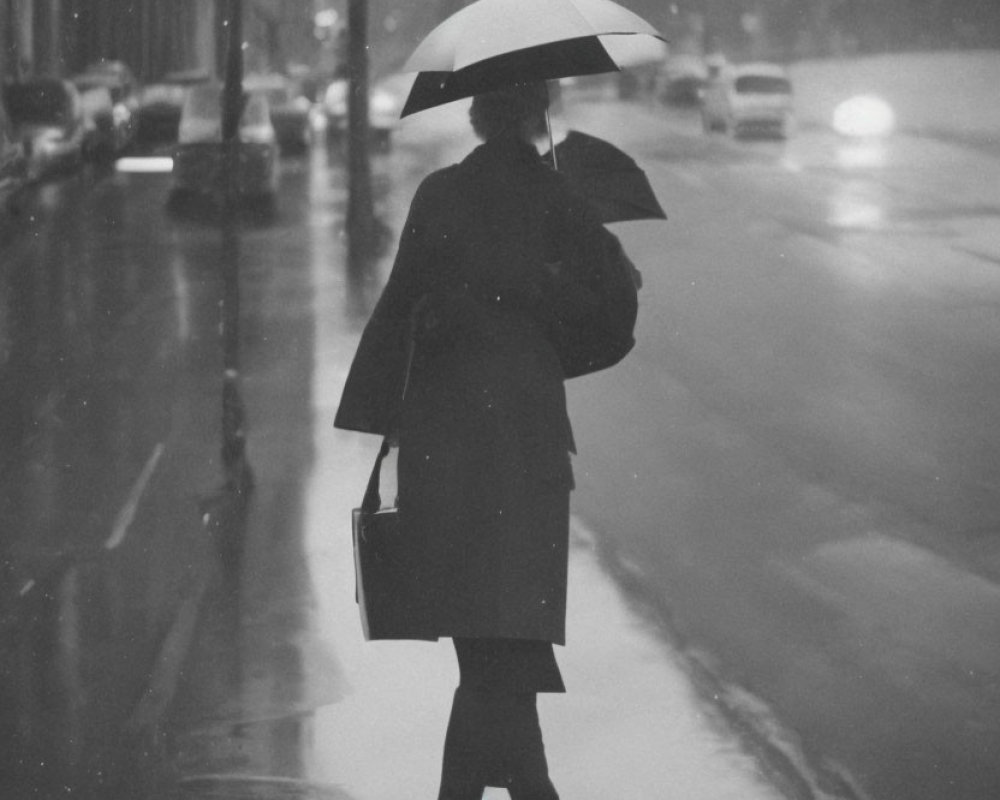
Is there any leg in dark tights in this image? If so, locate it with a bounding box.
[438,685,559,800]
[438,686,489,800]
[501,692,559,800]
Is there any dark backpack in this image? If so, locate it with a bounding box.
[544,223,639,379]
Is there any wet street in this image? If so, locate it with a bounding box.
[2,87,1000,800]
[560,97,1000,799]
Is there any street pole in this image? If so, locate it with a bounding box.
[346,0,377,266]
[222,0,244,148]
[221,0,247,479]
[199,0,253,580]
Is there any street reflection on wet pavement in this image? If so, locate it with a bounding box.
[1,162,228,796]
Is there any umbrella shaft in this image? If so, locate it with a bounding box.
[546,108,558,171]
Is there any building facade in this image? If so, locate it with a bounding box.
[1,0,216,84]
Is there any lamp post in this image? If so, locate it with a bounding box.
[221,0,252,494]
[199,0,253,579]
[346,0,377,266]
[221,0,244,148]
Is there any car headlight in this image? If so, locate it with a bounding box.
[833,95,895,138]
[370,91,397,117]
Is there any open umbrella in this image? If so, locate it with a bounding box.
[543,130,666,224]
[400,0,664,117]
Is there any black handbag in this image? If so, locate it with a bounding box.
[352,439,437,641]
[556,233,638,378]
[542,215,639,379]
[351,328,437,641]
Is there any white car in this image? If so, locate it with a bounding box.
[244,73,314,155]
[701,63,794,139]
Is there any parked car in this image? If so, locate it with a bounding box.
[71,60,140,158]
[323,72,409,151]
[0,99,28,213]
[2,78,86,180]
[170,82,279,204]
[244,73,313,155]
[76,85,119,161]
[663,73,707,107]
[134,69,210,151]
[701,62,794,139]
[655,55,708,107]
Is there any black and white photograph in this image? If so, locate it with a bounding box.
[1,2,999,799]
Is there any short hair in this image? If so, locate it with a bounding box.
[469,81,550,140]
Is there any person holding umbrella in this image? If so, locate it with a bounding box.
[336,2,661,798]
[336,79,638,800]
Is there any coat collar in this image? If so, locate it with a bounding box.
[462,134,547,174]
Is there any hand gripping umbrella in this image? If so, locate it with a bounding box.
[400,0,665,118]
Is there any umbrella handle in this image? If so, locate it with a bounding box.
[546,108,558,171]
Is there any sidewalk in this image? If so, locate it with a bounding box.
[163,110,793,800]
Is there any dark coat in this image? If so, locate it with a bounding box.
[335,135,623,644]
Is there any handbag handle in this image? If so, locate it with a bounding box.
[361,309,420,515]
[361,438,392,514]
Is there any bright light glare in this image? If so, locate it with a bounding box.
[370,92,397,116]
[115,156,174,174]
[833,95,896,138]
[315,9,339,28]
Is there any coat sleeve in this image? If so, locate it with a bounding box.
[333,179,436,435]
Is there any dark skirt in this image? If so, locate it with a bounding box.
[454,637,565,694]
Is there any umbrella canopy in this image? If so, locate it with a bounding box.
[544,130,666,224]
[598,31,668,68]
[401,0,664,117]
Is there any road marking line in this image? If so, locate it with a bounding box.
[104,443,166,551]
